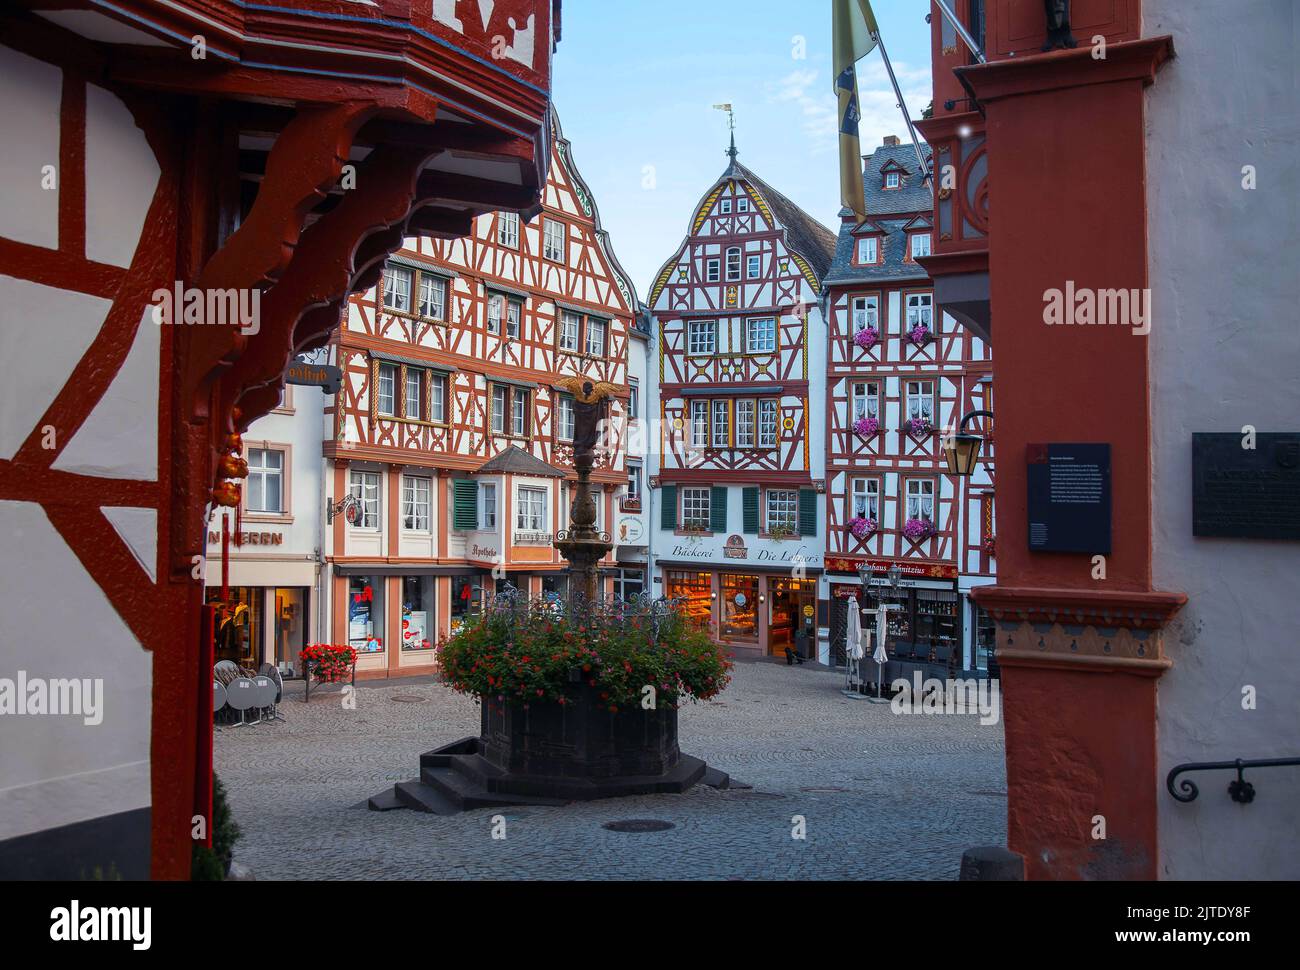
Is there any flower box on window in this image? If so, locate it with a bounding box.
[904,417,934,436]
[854,416,881,437]
[903,518,937,542]
[853,327,880,350]
[908,325,932,347]
[847,517,878,539]
[681,519,710,534]
[767,523,796,540]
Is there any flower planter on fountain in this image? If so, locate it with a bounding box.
[370,377,739,816]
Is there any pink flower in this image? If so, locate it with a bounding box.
[908,325,931,347]
[847,517,877,539]
[906,416,933,436]
[854,327,880,349]
[853,416,880,437]
[903,517,936,542]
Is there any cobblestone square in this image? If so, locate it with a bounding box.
[218,661,1006,880]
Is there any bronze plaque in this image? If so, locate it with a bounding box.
[1193,434,1300,540]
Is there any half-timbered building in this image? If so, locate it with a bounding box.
[647,150,835,660]
[822,137,996,673]
[328,110,639,677]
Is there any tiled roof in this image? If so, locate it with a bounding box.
[730,161,838,281]
[826,143,934,286]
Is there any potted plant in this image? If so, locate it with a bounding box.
[681,518,710,534]
[301,643,357,683]
[853,326,880,350]
[905,415,934,436]
[908,324,932,347]
[903,517,937,542]
[853,415,881,437]
[768,523,796,540]
[847,516,878,540]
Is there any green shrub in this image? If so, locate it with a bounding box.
[191,774,242,881]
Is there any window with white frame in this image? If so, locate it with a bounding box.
[626,462,642,502]
[906,479,935,520]
[910,233,932,259]
[486,294,504,335]
[402,475,432,532]
[725,247,742,282]
[586,317,606,357]
[543,218,566,261]
[856,237,878,264]
[746,316,776,354]
[746,254,761,279]
[720,198,732,214]
[491,385,507,434]
[736,399,756,448]
[246,448,284,514]
[405,368,424,420]
[737,196,750,213]
[418,274,446,320]
[516,486,548,532]
[511,388,529,437]
[628,379,639,419]
[556,392,575,441]
[852,382,880,420]
[377,363,397,416]
[758,399,779,449]
[851,478,879,520]
[852,295,880,334]
[498,211,519,249]
[681,487,711,531]
[885,171,900,189]
[706,258,721,283]
[505,298,522,340]
[480,482,497,530]
[430,373,447,424]
[906,292,934,330]
[560,311,581,352]
[712,400,730,448]
[382,265,412,312]
[691,400,709,449]
[349,470,381,529]
[906,380,935,422]
[766,489,799,533]
[687,319,716,356]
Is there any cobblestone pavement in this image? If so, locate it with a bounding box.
[217,661,1006,880]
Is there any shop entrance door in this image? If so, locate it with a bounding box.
[768,579,816,657]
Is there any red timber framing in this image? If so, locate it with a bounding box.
[327,108,637,672]
[0,0,558,878]
[925,0,1185,879]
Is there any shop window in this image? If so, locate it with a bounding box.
[347,576,384,653]
[614,569,645,603]
[401,576,435,651]
[666,570,712,630]
[720,574,759,641]
[246,448,284,514]
[974,604,998,674]
[348,471,381,529]
[915,590,959,661]
[272,588,307,674]
[452,576,482,632]
[211,587,263,669]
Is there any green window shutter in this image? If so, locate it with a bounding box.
[742,487,759,535]
[661,485,677,531]
[710,487,728,534]
[453,480,478,531]
[799,489,818,537]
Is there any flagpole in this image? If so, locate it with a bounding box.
[930,0,987,64]
[871,28,931,183]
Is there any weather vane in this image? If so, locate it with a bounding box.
[713,103,738,159]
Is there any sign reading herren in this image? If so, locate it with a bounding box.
[1193,433,1300,540]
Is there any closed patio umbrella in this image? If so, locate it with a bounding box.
[873,608,890,697]
[842,595,867,697]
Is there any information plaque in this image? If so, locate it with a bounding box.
[1192,433,1300,540]
[1027,443,1112,554]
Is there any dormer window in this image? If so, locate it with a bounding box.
[855,237,879,265]
[720,199,733,214]
[885,171,901,189]
[910,233,932,259]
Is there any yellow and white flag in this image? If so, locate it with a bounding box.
[833,0,880,223]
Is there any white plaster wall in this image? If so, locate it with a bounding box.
[1146,0,1300,879]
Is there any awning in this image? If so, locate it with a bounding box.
[334,564,489,578]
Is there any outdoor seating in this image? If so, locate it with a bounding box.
[226,677,259,727]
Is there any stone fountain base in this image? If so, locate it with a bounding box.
[369,686,742,816]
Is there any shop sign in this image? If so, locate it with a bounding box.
[469,544,499,561]
[826,557,958,580]
[723,535,748,560]
[618,517,645,543]
[285,360,344,395]
[207,530,284,547]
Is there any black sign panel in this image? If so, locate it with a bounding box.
[1027,443,1112,554]
[1193,433,1300,540]
[285,360,343,395]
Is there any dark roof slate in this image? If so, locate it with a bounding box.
[730,161,837,281]
[475,446,567,478]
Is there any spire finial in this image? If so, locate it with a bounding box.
[713,103,737,160]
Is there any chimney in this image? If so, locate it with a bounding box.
[883,135,900,147]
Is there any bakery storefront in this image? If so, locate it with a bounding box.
[826,557,962,670]
[660,550,821,658]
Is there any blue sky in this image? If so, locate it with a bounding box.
[551,0,935,301]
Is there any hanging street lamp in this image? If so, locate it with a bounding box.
[944,409,995,478]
